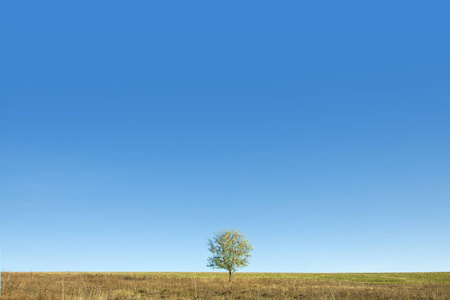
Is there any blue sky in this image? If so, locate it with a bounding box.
[1,1,449,272]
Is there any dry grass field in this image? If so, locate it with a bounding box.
[1,272,449,299]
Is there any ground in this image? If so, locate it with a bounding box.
[1,272,449,299]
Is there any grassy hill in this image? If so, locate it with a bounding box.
[2,272,449,299]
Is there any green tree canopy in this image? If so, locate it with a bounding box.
[207,229,253,280]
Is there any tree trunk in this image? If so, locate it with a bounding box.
[229,270,232,281]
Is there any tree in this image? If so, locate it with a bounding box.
[207,229,253,281]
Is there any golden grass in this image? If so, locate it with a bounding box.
[1,272,449,299]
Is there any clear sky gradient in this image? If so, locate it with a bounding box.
[1,1,449,272]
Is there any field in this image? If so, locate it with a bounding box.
[1,272,449,299]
